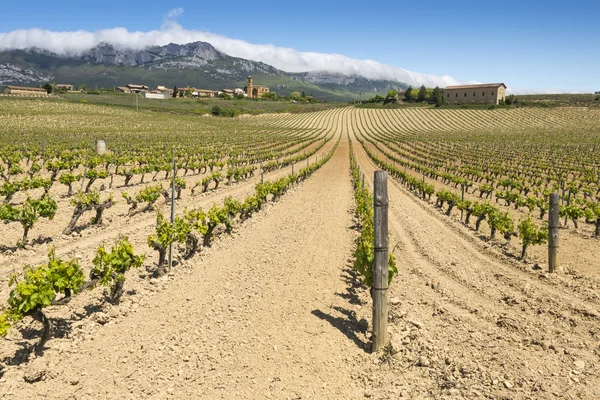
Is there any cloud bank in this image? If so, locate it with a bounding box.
[0,8,462,88]
[0,8,586,93]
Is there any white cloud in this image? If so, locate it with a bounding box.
[0,11,462,88]
[0,10,587,92]
[165,7,184,19]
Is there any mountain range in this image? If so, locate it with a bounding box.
[0,41,407,101]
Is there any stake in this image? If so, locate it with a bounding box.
[260,161,263,183]
[548,193,559,273]
[564,190,571,227]
[372,171,389,352]
[168,151,176,271]
[80,153,89,192]
[461,184,465,221]
[41,140,46,172]
[292,162,294,175]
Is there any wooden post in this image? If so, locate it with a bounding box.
[548,193,559,273]
[80,153,89,192]
[564,190,571,227]
[361,173,365,189]
[461,184,465,221]
[373,171,389,352]
[168,152,176,271]
[260,161,263,183]
[41,140,46,172]
[292,162,294,175]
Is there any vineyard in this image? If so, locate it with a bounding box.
[1,98,600,398]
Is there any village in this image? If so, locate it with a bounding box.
[2,76,270,100]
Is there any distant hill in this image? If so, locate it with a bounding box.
[0,41,407,102]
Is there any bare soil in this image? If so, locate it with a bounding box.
[1,108,599,399]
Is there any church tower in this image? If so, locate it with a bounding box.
[246,75,253,98]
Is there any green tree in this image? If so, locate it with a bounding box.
[289,92,302,101]
[43,83,53,94]
[78,84,86,91]
[404,86,413,101]
[431,86,441,103]
[417,85,427,102]
[172,85,178,98]
[386,89,398,99]
[301,90,306,98]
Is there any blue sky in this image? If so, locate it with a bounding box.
[2,0,599,91]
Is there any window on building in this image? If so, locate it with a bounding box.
[492,91,494,95]
[447,94,450,98]
[455,93,458,97]
[464,92,467,97]
[473,92,476,96]
[482,92,485,96]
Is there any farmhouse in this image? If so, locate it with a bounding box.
[115,86,132,93]
[156,86,174,96]
[244,76,269,98]
[197,89,218,98]
[3,86,48,96]
[143,91,170,100]
[443,83,506,105]
[55,84,74,90]
[126,84,149,93]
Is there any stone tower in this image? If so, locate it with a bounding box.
[247,75,253,98]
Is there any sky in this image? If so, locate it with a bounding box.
[1,0,599,93]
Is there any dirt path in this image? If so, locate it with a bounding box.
[0,136,383,399]
[350,125,600,399]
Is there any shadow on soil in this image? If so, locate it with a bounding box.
[311,260,370,353]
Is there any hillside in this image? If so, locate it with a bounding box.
[0,42,407,102]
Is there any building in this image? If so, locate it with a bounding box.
[197,89,218,98]
[443,83,506,105]
[115,86,132,94]
[176,87,191,97]
[3,86,48,96]
[156,86,174,96]
[55,84,74,91]
[126,84,149,93]
[143,91,170,100]
[244,76,269,98]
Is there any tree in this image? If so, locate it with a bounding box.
[289,92,302,101]
[43,83,53,94]
[431,86,441,104]
[404,86,413,101]
[417,85,427,102]
[78,84,86,91]
[172,85,178,98]
[301,90,306,98]
[386,89,398,99]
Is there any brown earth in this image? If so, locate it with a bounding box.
[1,108,599,399]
